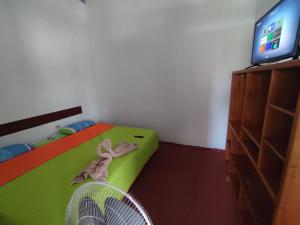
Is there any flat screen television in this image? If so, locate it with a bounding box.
[251,0,300,65]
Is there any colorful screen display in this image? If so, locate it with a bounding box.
[251,0,300,64]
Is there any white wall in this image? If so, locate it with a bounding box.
[0,0,263,149]
[256,0,279,19]
[86,0,256,148]
[0,0,98,146]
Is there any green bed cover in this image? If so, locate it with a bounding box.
[0,126,158,225]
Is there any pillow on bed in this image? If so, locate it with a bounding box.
[58,120,96,135]
[0,150,14,163]
[49,133,67,141]
[0,144,34,163]
[32,139,51,148]
[32,133,67,148]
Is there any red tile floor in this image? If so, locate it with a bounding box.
[130,142,240,225]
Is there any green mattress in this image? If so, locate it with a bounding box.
[0,126,158,225]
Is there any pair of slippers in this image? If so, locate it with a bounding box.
[78,196,146,225]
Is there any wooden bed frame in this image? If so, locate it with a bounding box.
[0,106,82,137]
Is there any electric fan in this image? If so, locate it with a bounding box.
[66,182,153,225]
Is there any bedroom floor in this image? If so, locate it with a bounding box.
[130,142,240,225]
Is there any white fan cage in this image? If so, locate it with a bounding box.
[66,182,153,225]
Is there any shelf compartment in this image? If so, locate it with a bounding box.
[230,134,244,155]
[229,120,242,138]
[238,187,256,225]
[226,124,244,159]
[232,154,274,225]
[242,125,261,147]
[263,107,293,160]
[242,71,271,145]
[264,139,287,161]
[269,68,300,114]
[229,172,240,200]
[240,129,260,163]
[269,103,295,117]
[229,170,256,225]
[229,74,247,122]
[259,144,284,196]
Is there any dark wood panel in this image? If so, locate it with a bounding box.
[0,106,82,137]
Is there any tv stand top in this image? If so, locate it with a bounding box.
[235,59,300,74]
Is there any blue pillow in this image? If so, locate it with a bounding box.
[58,120,96,135]
[0,144,34,163]
[0,150,14,163]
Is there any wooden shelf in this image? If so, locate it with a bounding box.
[229,172,240,199]
[229,172,257,225]
[263,107,293,161]
[259,144,284,197]
[240,129,260,163]
[241,71,270,149]
[228,61,300,225]
[269,103,295,117]
[242,125,261,147]
[229,120,242,138]
[241,140,259,163]
[232,155,274,225]
[269,68,300,115]
[228,74,246,122]
[228,129,244,155]
[261,170,282,196]
[238,186,258,225]
[227,124,244,160]
[264,139,287,161]
[239,139,277,201]
[238,127,277,201]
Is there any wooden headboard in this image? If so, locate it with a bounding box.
[0,106,82,137]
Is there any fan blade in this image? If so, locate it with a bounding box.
[78,196,105,225]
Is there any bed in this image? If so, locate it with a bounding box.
[0,107,159,225]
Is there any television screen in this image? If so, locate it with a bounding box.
[251,0,300,64]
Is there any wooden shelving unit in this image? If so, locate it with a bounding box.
[226,60,300,225]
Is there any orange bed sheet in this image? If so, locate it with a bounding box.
[0,123,113,186]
